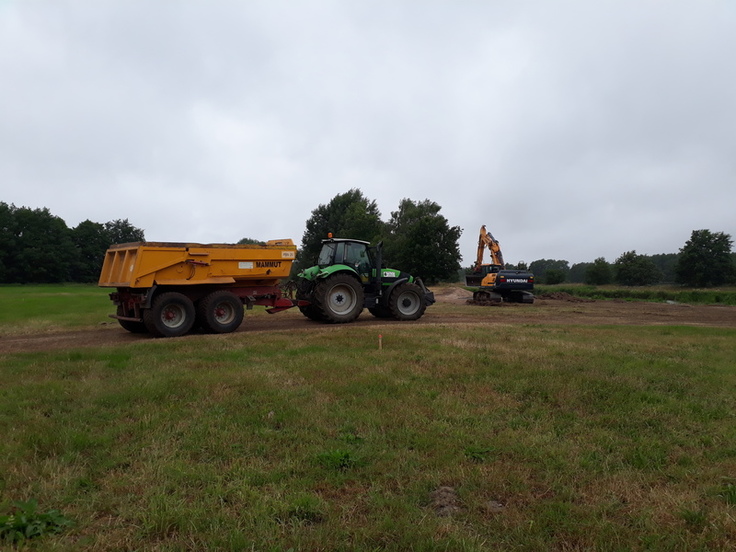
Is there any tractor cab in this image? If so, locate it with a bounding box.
[317,238,375,282]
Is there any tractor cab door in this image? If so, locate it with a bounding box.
[342,241,373,282]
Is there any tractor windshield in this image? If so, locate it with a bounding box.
[317,242,337,266]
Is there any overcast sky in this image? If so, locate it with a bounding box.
[1,1,734,266]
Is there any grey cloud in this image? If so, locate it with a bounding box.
[1,1,734,265]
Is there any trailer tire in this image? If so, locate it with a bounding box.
[313,273,364,324]
[197,291,244,333]
[117,306,147,333]
[144,292,196,337]
[388,282,426,321]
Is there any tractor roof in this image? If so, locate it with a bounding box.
[320,238,371,246]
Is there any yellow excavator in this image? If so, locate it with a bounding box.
[466,225,535,303]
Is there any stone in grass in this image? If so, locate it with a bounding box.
[430,486,461,517]
[484,500,505,514]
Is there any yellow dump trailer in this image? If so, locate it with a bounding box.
[99,240,301,337]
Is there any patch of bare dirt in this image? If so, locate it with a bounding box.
[1,287,734,354]
[535,291,595,302]
[429,486,461,517]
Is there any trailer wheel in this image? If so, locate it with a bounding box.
[313,273,364,323]
[197,291,244,333]
[116,306,147,333]
[388,282,426,321]
[144,292,196,337]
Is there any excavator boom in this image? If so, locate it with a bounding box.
[475,225,505,269]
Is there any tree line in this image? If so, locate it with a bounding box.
[0,202,144,283]
[2,194,734,287]
[509,229,736,287]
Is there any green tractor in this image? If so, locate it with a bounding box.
[296,237,435,323]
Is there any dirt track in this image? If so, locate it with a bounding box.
[1,288,734,354]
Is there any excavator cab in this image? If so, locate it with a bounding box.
[479,265,501,276]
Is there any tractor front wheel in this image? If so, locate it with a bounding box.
[388,282,426,321]
[313,273,364,324]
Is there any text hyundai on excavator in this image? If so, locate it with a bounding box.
[466,225,535,303]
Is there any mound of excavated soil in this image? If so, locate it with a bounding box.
[432,286,474,304]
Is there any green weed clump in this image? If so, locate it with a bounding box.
[0,499,73,544]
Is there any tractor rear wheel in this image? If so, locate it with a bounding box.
[388,282,426,321]
[197,291,244,333]
[143,292,196,337]
[296,279,324,321]
[313,273,364,323]
[299,305,325,322]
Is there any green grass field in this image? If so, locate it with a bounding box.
[0,285,112,330]
[1,286,735,550]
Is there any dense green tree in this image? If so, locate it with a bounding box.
[10,206,77,283]
[237,237,266,245]
[675,229,735,287]
[544,268,566,285]
[299,189,384,270]
[383,198,462,284]
[568,262,591,284]
[614,251,661,286]
[0,202,16,282]
[71,220,112,282]
[649,253,678,284]
[104,219,145,245]
[585,257,613,285]
[528,259,569,283]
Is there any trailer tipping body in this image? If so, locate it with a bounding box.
[98,240,302,337]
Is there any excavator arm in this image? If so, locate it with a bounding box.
[475,225,505,270]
